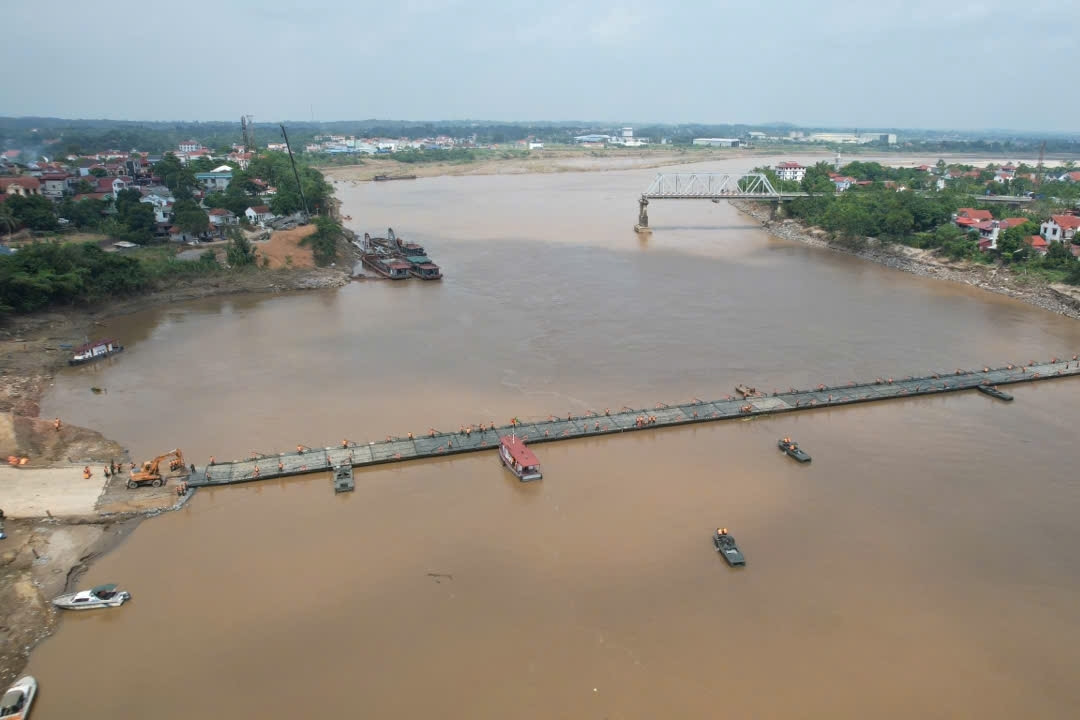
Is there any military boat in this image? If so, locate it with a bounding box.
[778,437,811,463]
[976,384,1013,401]
[713,528,745,566]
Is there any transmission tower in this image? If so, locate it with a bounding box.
[240,115,255,151]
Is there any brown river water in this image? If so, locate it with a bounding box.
[30,156,1080,718]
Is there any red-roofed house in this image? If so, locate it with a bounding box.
[244,205,273,225]
[955,208,993,224]
[774,161,806,182]
[1058,171,1080,183]
[40,173,71,199]
[1040,215,1080,243]
[0,176,41,196]
[1024,235,1049,255]
[2,150,21,160]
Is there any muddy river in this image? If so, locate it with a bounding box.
[30,156,1080,718]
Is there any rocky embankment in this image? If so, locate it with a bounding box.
[731,200,1080,320]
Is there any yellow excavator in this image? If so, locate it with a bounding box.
[127,449,187,489]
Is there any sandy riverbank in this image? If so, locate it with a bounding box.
[320,146,832,182]
[729,200,1080,320]
[0,260,349,682]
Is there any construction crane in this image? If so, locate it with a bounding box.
[128,449,187,489]
[1035,141,1046,189]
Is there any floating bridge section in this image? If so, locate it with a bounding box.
[186,358,1080,489]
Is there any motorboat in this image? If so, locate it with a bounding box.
[0,676,37,720]
[498,435,542,482]
[52,583,131,610]
[778,437,811,463]
[69,338,123,366]
[713,528,745,566]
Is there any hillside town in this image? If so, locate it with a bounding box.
[768,158,1080,260]
[0,138,337,251]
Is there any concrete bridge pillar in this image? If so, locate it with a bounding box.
[634,195,652,234]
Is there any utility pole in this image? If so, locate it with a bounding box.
[279,124,309,220]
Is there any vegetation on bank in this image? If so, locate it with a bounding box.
[757,161,1080,285]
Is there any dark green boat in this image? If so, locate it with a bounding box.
[713,528,745,566]
[976,385,1013,401]
[778,438,811,462]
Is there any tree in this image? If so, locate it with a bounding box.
[154,152,196,194]
[996,222,1036,264]
[176,206,209,236]
[89,167,108,178]
[801,162,835,194]
[225,228,256,266]
[7,195,58,231]
[303,216,341,266]
[0,203,16,239]
[882,209,915,239]
[936,159,946,173]
[73,178,94,195]
[117,200,156,244]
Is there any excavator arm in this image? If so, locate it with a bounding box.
[130,449,185,486]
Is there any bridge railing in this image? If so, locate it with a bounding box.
[644,172,782,198]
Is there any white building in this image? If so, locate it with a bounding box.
[528,141,544,150]
[774,162,806,182]
[245,205,274,226]
[692,138,742,147]
[178,139,202,153]
[1040,215,1080,243]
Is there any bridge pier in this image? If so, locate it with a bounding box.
[634,195,651,234]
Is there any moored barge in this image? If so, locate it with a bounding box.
[69,339,124,366]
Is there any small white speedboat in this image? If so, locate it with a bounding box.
[52,583,131,610]
[0,675,36,720]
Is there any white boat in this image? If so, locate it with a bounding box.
[0,676,36,720]
[52,583,131,610]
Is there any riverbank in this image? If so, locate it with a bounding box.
[320,146,829,182]
[0,263,349,683]
[730,200,1080,320]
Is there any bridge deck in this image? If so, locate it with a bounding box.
[185,358,1079,489]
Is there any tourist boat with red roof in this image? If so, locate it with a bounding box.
[498,435,542,481]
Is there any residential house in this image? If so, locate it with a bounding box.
[829,174,855,192]
[775,162,806,182]
[527,141,544,150]
[39,173,71,199]
[2,150,21,162]
[0,176,41,196]
[195,166,233,193]
[953,208,993,229]
[139,188,175,224]
[245,205,273,225]
[167,225,196,243]
[70,192,111,203]
[973,217,1031,250]
[1040,215,1080,243]
[227,151,253,170]
[1024,235,1049,255]
[207,208,238,228]
[94,176,131,196]
[1058,171,1080,183]
[178,140,202,153]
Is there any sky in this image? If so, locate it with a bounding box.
[4,0,1078,132]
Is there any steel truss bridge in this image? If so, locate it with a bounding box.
[635,173,806,231]
[634,172,1032,232]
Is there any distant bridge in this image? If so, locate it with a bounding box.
[633,173,1032,232]
[635,173,807,232]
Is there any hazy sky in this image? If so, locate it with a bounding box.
[5,0,1077,132]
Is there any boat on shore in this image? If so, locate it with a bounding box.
[499,435,542,482]
[1,675,36,720]
[976,384,1014,401]
[373,174,418,182]
[52,583,131,610]
[69,339,123,366]
[360,254,412,280]
[778,437,811,462]
[405,255,443,280]
[713,528,745,566]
